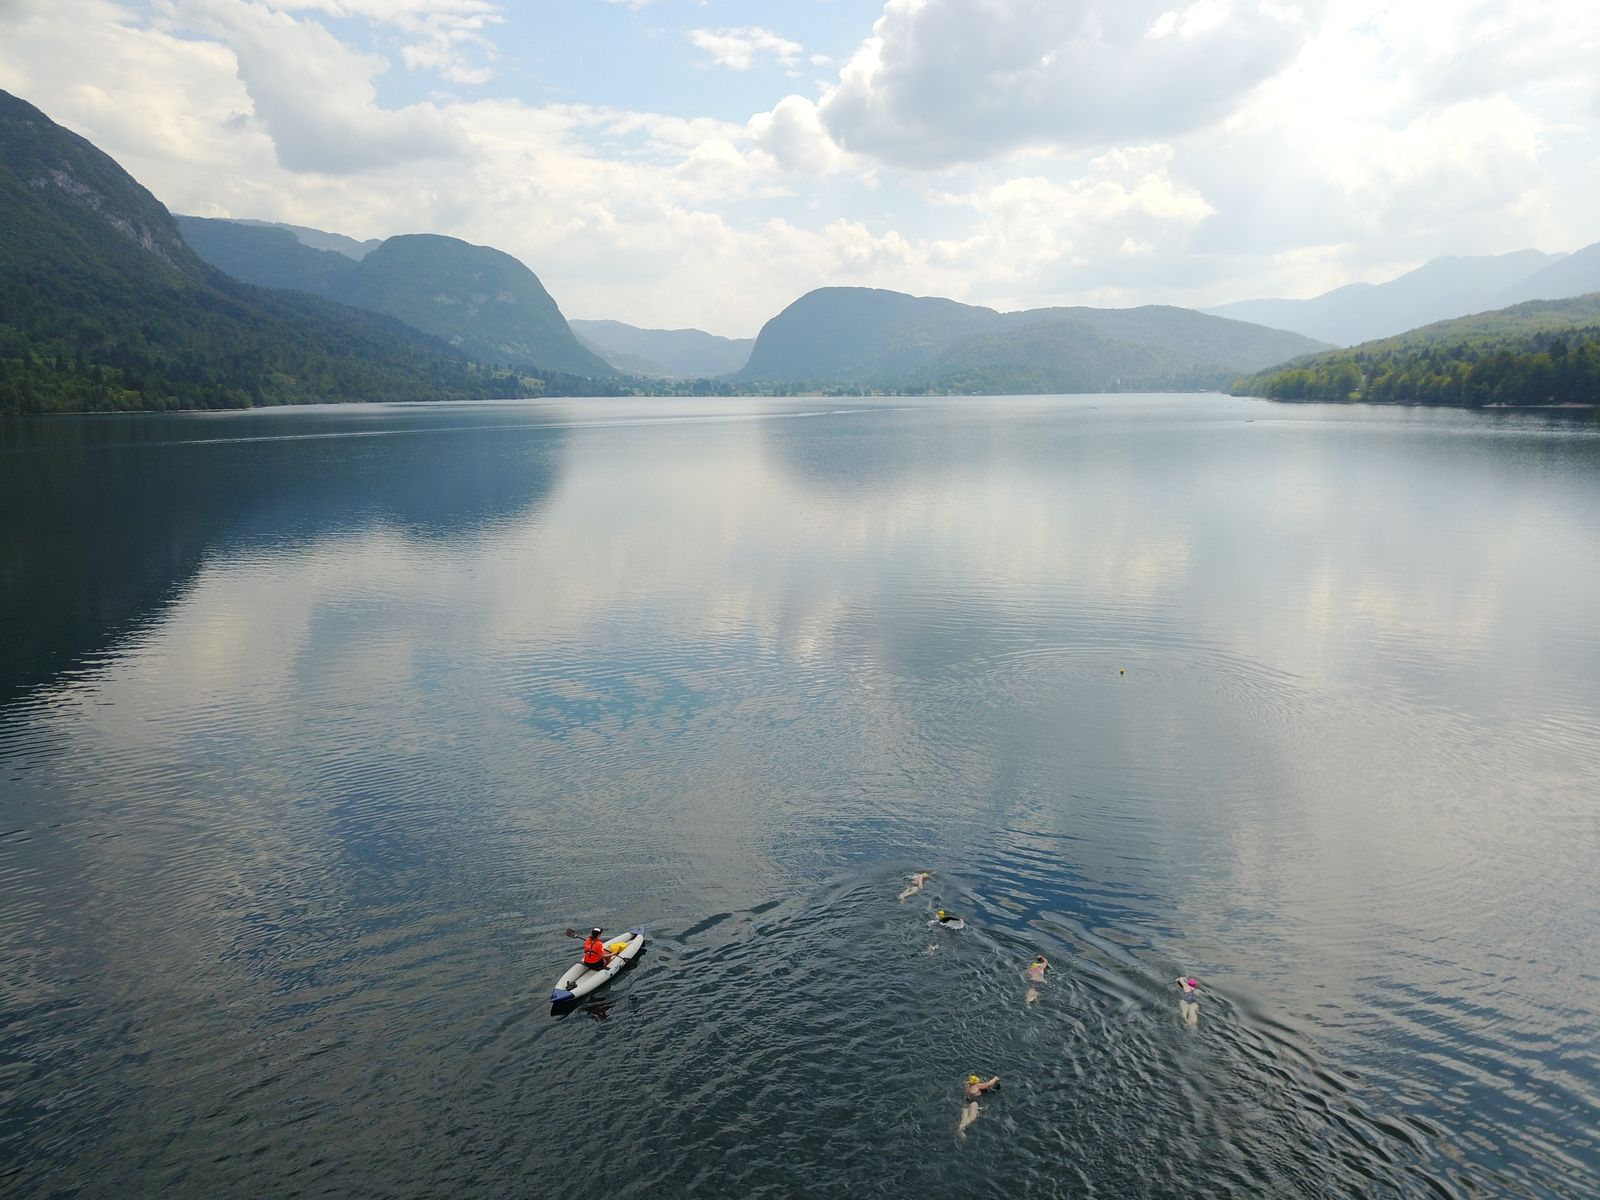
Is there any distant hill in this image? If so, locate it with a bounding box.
[1496,241,1600,307]
[177,216,359,295]
[737,289,1003,384]
[570,318,753,378]
[735,287,1327,392]
[572,335,666,377]
[1234,293,1600,408]
[1205,251,1562,346]
[176,217,615,378]
[232,218,380,259]
[917,305,1330,393]
[341,236,614,377]
[0,88,520,414]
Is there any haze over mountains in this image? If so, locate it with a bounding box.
[3,85,1599,416]
[177,216,613,378]
[570,320,754,379]
[183,218,745,379]
[186,210,1600,396]
[213,208,1600,381]
[232,219,380,260]
[167,214,1335,396]
[1499,243,1600,307]
[737,288,1327,393]
[1206,247,1600,346]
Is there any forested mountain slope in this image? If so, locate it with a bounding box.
[176,216,359,295]
[1233,294,1600,408]
[736,287,1326,393]
[735,288,1007,384]
[0,89,518,414]
[177,217,615,378]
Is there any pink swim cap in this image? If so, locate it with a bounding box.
[1187,978,1199,988]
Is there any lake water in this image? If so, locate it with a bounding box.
[2,394,1598,1198]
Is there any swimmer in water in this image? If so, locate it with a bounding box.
[958,1073,1000,1137]
[1177,975,1200,1025]
[926,909,963,952]
[899,871,933,901]
[1024,954,1049,1004]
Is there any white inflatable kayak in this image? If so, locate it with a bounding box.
[551,930,645,1004]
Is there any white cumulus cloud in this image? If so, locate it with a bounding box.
[926,145,1216,301]
[688,26,803,72]
[3,0,1599,332]
[747,95,849,175]
[814,0,1305,168]
[156,0,468,172]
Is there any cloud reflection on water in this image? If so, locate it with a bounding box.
[2,397,1599,1196]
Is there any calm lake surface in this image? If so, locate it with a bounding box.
[2,394,1598,1198]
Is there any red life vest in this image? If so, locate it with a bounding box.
[582,937,606,966]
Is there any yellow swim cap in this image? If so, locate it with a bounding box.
[967,1075,980,1085]
[938,909,947,919]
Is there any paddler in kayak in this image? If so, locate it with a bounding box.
[581,928,616,972]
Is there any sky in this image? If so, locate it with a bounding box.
[1,0,1597,337]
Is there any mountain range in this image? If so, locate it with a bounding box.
[231,218,381,260]
[1236,293,1600,408]
[570,319,754,378]
[176,216,613,378]
[0,88,523,414]
[735,288,1328,392]
[1205,246,1600,346]
[3,84,1598,416]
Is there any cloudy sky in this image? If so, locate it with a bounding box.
[2,0,1597,336]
